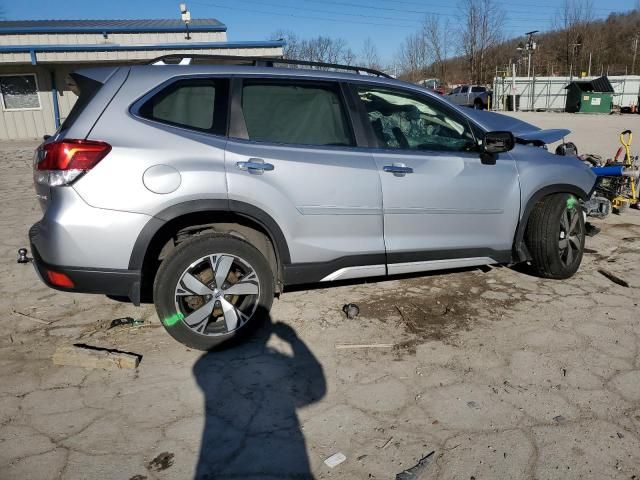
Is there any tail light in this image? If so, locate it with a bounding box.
[34,139,111,187]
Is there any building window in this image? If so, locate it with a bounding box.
[0,74,40,110]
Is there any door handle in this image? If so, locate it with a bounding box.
[383,164,413,177]
[236,158,275,174]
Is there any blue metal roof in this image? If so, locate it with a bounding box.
[0,41,284,54]
[0,19,227,34]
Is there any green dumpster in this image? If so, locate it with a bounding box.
[565,76,614,113]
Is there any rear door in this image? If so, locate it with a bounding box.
[224,77,385,283]
[349,83,520,274]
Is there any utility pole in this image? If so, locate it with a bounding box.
[569,43,581,82]
[632,32,639,75]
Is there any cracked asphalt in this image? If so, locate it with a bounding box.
[1,122,639,479]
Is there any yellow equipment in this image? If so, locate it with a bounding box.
[611,130,639,210]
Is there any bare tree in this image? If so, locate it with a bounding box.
[270,30,301,59]
[397,32,430,82]
[554,0,594,75]
[423,15,451,82]
[270,31,355,65]
[360,38,381,70]
[458,0,505,83]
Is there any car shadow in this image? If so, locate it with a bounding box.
[192,308,326,479]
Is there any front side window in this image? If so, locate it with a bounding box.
[240,81,354,147]
[460,86,469,93]
[355,86,476,152]
[139,78,228,134]
[0,74,40,110]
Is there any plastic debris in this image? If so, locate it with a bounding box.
[324,452,347,468]
[396,451,435,480]
[342,303,360,319]
[17,248,30,264]
[109,317,145,329]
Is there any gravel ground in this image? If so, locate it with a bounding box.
[1,113,640,480]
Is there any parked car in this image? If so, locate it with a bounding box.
[29,57,596,350]
[448,84,492,109]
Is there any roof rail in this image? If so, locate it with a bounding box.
[146,54,392,78]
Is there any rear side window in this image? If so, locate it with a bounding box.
[471,86,486,93]
[139,78,228,134]
[59,74,102,132]
[240,81,354,147]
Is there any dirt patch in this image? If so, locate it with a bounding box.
[147,452,174,472]
[358,269,520,351]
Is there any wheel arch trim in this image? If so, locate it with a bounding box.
[513,183,589,261]
[128,199,291,271]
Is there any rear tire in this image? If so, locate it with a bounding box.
[524,193,585,279]
[153,233,274,350]
[473,99,484,110]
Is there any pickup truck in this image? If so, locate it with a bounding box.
[448,85,491,109]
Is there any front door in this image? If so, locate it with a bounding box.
[225,78,385,283]
[350,84,520,274]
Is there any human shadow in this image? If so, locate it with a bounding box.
[193,309,326,479]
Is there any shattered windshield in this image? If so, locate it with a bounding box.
[356,87,475,152]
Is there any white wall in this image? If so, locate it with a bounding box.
[492,76,640,111]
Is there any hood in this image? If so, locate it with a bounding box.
[463,109,570,144]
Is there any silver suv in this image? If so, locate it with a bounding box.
[29,56,596,350]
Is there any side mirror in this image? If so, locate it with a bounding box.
[483,131,515,154]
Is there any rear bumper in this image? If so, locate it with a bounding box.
[30,223,141,304]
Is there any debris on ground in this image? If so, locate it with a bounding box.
[553,415,566,423]
[11,308,51,325]
[467,401,480,409]
[378,437,394,449]
[52,344,141,370]
[17,247,30,263]
[342,303,360,319]
[335,343,395,349]
[324,452,347,468]
[396,451,435,480]
[597,268,630,287]
[147,452,174,472]
[109,317,145,329]
[585,222,602,236]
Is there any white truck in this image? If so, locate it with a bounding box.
[447,85,491,110]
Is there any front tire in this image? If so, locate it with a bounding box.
[524,193,585,279]
[153,233,274,350]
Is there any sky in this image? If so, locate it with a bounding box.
[6,0,640,63]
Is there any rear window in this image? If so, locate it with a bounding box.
[139,78,229,134]
[471,86,486,93]
[240,81,354,147]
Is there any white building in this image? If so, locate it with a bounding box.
[0,18,284,139]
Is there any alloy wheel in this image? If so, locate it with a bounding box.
[173,253,260,336]
[558,206,583,268]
